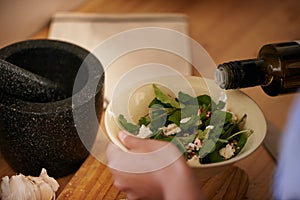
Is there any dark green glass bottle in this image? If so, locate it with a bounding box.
[215,41,300,96]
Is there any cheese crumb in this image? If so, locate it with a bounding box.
[206,125,214,130]
[193,137,203,150]
[160,123,181,136]
[137,125,153,138]
[219,143,236,159]
[187,155,202,167]
[180,117,191,123]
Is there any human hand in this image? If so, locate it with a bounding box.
[106,131,204,200]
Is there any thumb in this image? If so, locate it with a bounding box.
[118,131,146,151]
[118,131,170,153]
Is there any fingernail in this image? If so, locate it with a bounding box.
[118,131,128,142]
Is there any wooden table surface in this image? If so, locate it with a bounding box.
[1,0,300,199]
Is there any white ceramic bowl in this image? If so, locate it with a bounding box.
[104,76,267,179]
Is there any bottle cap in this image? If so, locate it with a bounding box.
[215,62,243,89]
[215,59,264,90]
[215,66,229,89]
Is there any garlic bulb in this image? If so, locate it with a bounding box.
[0,168,59,200]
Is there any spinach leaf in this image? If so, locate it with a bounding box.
[226,129,253,141]
[216,100,226,109]
[180,115,199,133]
[178,91,198,104]
[153,84,180,108]
[181,104,199,118]
[149,98,171,108]
[149,104,168,131]
[197,95,212,106]
[220,114,247,139]
[139,116,150,126]
[199,104,211,120]
[210,110,230,126]
[168,110,181,126]
[197,129,208,140]
[206,150,225,163]
[235,134,248,155]
[149,98,162,107]
[177,133,197,146]
[150,129,164,139]
[198,139,216,158]
[118,114,140,134]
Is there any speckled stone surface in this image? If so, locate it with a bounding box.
[0,39,104,177]
[0,59,67,102]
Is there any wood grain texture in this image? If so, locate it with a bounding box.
[200,166,249,200]
[57,154,249,200]
[57,155,126,200]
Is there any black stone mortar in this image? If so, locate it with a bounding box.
[0,39,104,178]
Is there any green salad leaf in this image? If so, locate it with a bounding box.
[118,83,253,164]
[118,114,140,134]
[153,84,180,108]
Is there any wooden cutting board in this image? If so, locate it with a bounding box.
[57,155,249,200]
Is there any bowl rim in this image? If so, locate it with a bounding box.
[104,75,267,168]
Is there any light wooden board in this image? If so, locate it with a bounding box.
[57,155,249,200]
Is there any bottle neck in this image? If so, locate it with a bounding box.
[215,59,267,89]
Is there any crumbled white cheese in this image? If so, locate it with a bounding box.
[193,137,203,150]
[160,123,181,136]
[186,155,202,167]
[180,117,191,124]
[186,137,203,152]
[206,125,214,130]
[219,143,236,159]
[186,142,196,152]
[137,125,153,138]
